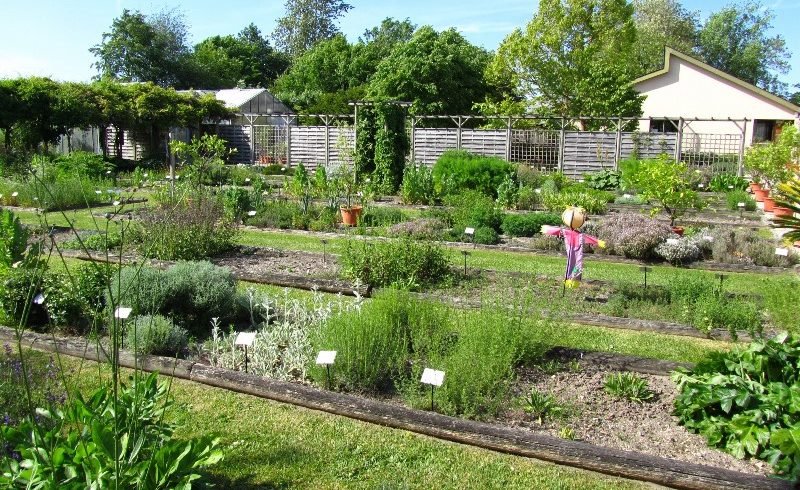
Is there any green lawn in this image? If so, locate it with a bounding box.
[53,356,641,489]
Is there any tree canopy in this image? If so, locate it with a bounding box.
[696,0,791,94]
[487,0,644,121]
[367,26,493,115]
[90,8,193,88]
[271,0,352,59]
[632,0,699,76]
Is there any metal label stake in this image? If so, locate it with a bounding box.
[235,332,257,373]
[640,266,651,289]
[316,351,337,389]
[421,368,445,411]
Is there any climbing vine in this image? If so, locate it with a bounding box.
[373,102,409,192]
[354,106,376,179]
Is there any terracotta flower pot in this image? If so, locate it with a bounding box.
[749,182,762,193]
[764,197,776,212]
[340,205,363,226]
[671,226,684,236]
[753,188,769,202]
[773,206,794,218]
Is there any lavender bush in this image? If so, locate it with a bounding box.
[388,218,447,240]
[599,213,673,259]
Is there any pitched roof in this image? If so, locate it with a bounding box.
[634,48,800,113]
[214,88,266,110]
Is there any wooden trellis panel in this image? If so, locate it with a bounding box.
[412,128,458,165]
[562,132,618,178]
[460,129,507,158]
[217,125,252,163]
[619,132,677,160]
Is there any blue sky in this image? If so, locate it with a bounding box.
[1,0,799,87]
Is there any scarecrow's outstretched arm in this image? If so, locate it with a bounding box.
[541,225,562,237]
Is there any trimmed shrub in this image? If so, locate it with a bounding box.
[472,226,499,245]
[710,228,799,267]
[111,262,238,336]
[340,239,451,290]
[515,186,541,210]
[496,173,518,209]
[501,212,561,237]
[432,150,514,197]
[358,206,408,227]
[655,235,705,264]
[599,213,673,259]
[516,165,543,188]
[445,190,504,232]
[125,314,188,356]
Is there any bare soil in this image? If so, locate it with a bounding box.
[211,246,339,279]
[502,359,769,476]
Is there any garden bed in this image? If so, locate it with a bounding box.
[0,326,782,489]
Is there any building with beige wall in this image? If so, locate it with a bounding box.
[634,48,799,149]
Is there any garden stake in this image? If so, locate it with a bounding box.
[431,385,435,411]
[244,345,249,374]
[326,364,332,390]
[321,239,328,264]
[716,273,726,298]
[640,266,651,289]
[461,250,469,277]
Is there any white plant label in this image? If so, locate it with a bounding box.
[534,188,542,194]
[113,200,121,206]
[703,235,714,242]
[247,210,257,217]
[33,293,45,305]
[316,350,337,365]
[95,190,102,195]
[235,332,257,347]
[114,307,132,319]
[11,192,18,197]
[464,227,475,235]
[698,183,705,188]
[421,368,445,387]
[245,178,251,182]
[622,193,632,198]
[775,247,789,257]
[737,202,746,208]
[666,238,679,245]
[728,185,734,189]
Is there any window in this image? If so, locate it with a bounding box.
[753,120,776,143]
[649,119,679,133]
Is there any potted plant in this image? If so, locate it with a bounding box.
[335,165,362,226]
[773,179,800,231]
[745,125,799,202]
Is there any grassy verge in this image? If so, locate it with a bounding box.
[48,354,641,489]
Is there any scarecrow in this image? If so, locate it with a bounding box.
[541,206,605,289]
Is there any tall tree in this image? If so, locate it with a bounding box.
[697,0,791,94]
[351,18,416,85]
[367,26,492,115]
[487,0,643,122]
[271,0,352,59]
[632,0,699,76]
[90,8,193,88]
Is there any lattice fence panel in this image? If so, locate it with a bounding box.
[252,125,288,165]
[290,126,327,169]
[680,133,741,175]
[326,126,355,168]
[412,128,458,165]
[509,130,560,172]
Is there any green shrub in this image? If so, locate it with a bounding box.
[584,170,621,190]
[501,213,561,237]
[340,239,451,290]
[0,175,113,210]
[388,218,447,241]
[52,151,112,180]
[312,290,448,392]
[516,165,543,188]
[62,231,122,252]
[401,164,436,204]
[111,262,238,337]
[222,186,251,222]
[710,227,799,267]
[725,190,756,211]
[432,150,514,197]
[515,186,541,210]
[604,372,653,403]
[472,226,499,245]
[541,188,610,214]
[709,173,749,192]
[133,196,238,260]
[496,173,518,209]
[600,213,673,259]
[445,190,504,232]
[125,314,188,356]
[358,206,408,227]
[673,333,800,478]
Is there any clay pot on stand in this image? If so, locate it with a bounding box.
[773,207,794,218]
[671,226,685,236]
[763,197,776,212]
[749,182,762,193]
[753,188,769,202]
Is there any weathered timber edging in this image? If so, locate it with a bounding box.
[241,225,796,275]
[55,249,370,297]
[1,326,783,490]
[3,198,148,214]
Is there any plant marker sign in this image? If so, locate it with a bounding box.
[316,350,337,389]
[114,307,132,320]
[464,227,476,247]
[775,247,789,257]
[247,210,257,217]
[666,238,679,245]
[235,332,257,373]
[421,368,445,411]
[33,293,45,305]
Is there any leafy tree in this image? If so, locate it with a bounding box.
[632,0,699,76]
[367,26,492,115]
[351,18,416,84]
[487,0,643,123]
[271,0,352,59]
[0,79,23,151]
[192,24,289,89]
[273,35,359,113]
[90,8,193,88]
[697,0,791,94]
